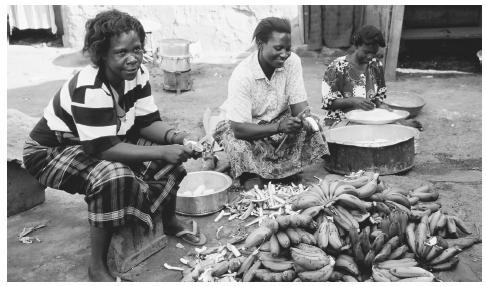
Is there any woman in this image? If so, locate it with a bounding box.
[214,17,329,191]
[321,25,422,130]
[22,10,205,281]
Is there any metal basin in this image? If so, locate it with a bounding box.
[323,124,418,175]
[385,92,426,118]
[176,171,232,216]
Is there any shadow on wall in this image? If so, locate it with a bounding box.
[52,50,91,68]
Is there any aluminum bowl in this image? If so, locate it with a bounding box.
[176,171,232,216]
[384,92,425,118]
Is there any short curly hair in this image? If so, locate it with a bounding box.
[253,17,291,46]
[351,25,386,47]
[83,9,145,67]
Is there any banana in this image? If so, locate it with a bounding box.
[390,266,434,278]
[376,258,418,270]
[242,260,262,282]
[290,247,330,271]
[285,228,301,245]
[413,202,441,213]
[387,235,401,250]
[430,256,459,271]
[316,219,329,249]
[429,246,462,265]
[352,241,365,263]
[384,200,412,215]
[355,173,379,198]
[318,181,331,201]
[333,184,359,197]
[370,193,385,202]
[408,196,420,205]
[261,259,294,272]
[342,175,370,188]
[398,276,435,282]
[384,185,410,196]
[371,232,387,252]
[276,231,291,249]
[446,236,481,250]
[363,249,376,270]
[410,191,439,202]
[295,228,317,245]
[360,227,372,254]
[377,267,400,281]
[335,194,372,211]
[329,180,350,198]
[424,244,445,262]
[342,275,359,282]
[301,205,324,218]
[388,222,400,239]
[335,205,360,230]
[269,233,281,257]
[335,254,359,276]
[291,192,322,211]
[451,215,472,234]
[374,243,392,263]
[388,244,408,260]
[328,221,343,250]
[295,243,327,256]
[428,210,442,235]
[370,230,384,241]
[383,192,411,209]
[324,174,344,182]
[436,213,448,231]
[349,209,371,223]
[329,271,344,282]
[331,211,352,232]
[412,185,431,193]
[446,216,458,238]
[297,258,335,282]
[410,209,431,221]
[415,221,428,256]
[372,267,391,282]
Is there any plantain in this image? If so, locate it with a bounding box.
[242,259,262,282]
[290,247,330,271]
[390,266,434,278]
[430,256,459,271]
[371,232,387,252]
[376,258,418,270]
[295,243,327,256]
[363,249,376,270]
[238,251,258,276]
[333,184,360,197]
[335,254,359,276]
[450,215,472,234]
[410,190,439,202]
[383,192,411,209]
[388,244,408,260]
[297,258,335,282]
[424,244,444,262]
[342,274,359,282]
[295,228,317,246]
[355,173,379,198]
[328,271,344,282]
[275,231,291,249]
[446,236,481,250]
[408,196,420,205]
[428,210,442,235]
[446,216,458,238]
[398,276,435,282]
[374,243,392,263]
[387,235,401,250]
[412,185,431,193]
[261,259,294,272]
[328,221,343,250]
[360,227,372,254]
[269,233,281,257]
[388,222,400,239]
[413,202,441,213]
[436,213,447,230]
[415,220,428,256]
[315,219,329,249]
[335,205,360,230]
[301,205,324,218]
[285,228,301,245]
[352,241,365,264]
[429,246,462,265]
[342,175,370,188]
[335,194,372,211]
[372,267,391,282]
[384,200,412,215]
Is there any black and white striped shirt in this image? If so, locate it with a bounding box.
[30,64,161,154]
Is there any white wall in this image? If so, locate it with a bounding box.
[61,5,302,59]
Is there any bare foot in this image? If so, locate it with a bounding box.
[88,265,115,282]
[163,218,202,244]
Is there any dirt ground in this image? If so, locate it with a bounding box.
[6,45,482,282]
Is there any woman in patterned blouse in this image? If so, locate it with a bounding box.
[214,17,329,191]
[321,25,423,130]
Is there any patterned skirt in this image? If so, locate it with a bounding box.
[22,137,186,230]
[213,110,330,180]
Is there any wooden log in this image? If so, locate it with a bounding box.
[401,26,482,40]
[108,214,167,274]
[384,5,405,82]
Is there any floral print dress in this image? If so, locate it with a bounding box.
[321,56,387,121]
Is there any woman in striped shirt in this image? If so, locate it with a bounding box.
[23,10,206,281]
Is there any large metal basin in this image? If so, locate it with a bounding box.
[176,171,232,216]
[323,124,418,175]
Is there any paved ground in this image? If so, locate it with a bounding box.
[6,45,482,282]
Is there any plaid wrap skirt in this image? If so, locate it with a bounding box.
[22,137,186,230]
[213,110,330,180]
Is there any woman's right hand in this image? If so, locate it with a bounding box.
[160,145,193,164]
[278,117,302,134]
[349,97,375,111]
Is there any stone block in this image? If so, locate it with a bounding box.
[7,161,45,217]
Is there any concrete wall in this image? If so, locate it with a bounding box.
[61,5,302,59]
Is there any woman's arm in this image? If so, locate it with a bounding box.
[329,97,375,111]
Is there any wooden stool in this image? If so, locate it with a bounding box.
[107,213,167,274]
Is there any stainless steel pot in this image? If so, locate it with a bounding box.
[323,124,418,175]
[176,171,232,216]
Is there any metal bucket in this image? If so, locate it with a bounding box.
[323,124,418,175]
[176,171,232,216]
